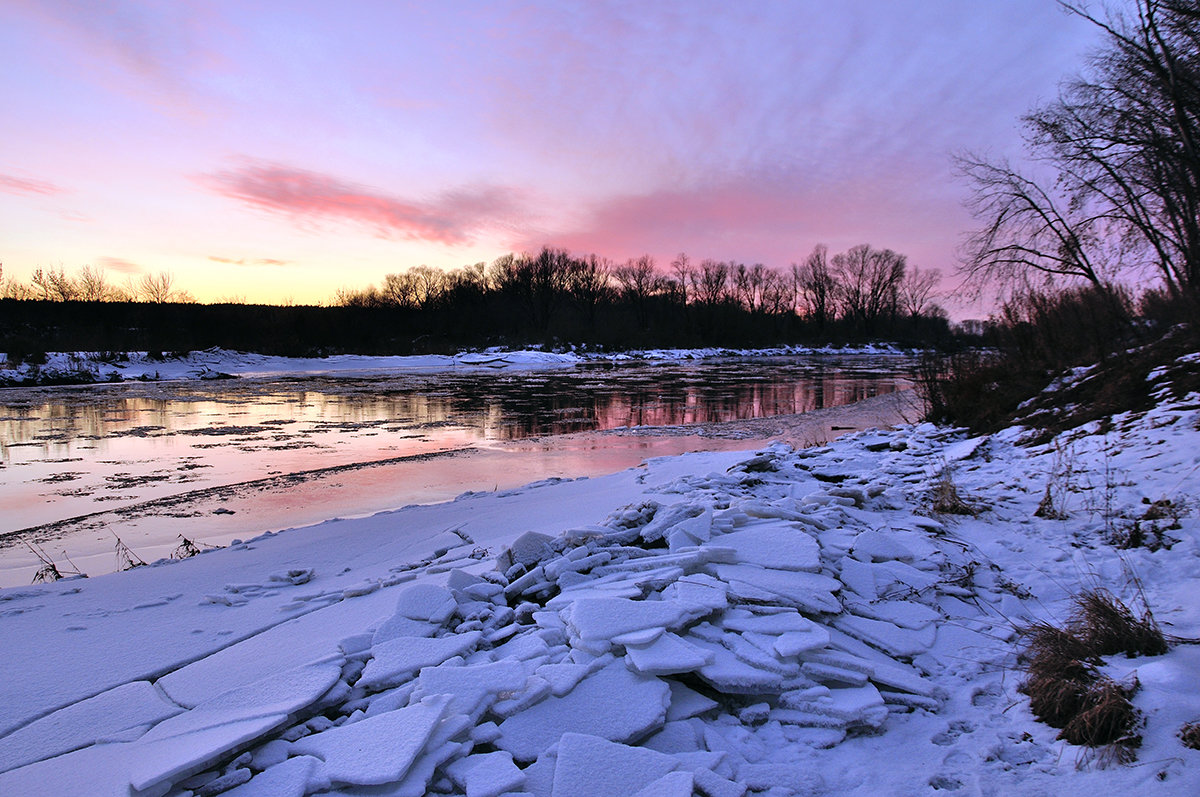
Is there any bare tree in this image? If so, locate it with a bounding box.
[832,244,906,331]
[793,244,838,327]
[670,253,692,305]
[76,265,112,301]
[30,266,77,301]
[691,259,729,306]
[899,265,943,317]
[961,0,1200,295]
[138,271,187,303]
[614,255,661,329]
[732,263,772,312]
[957,155,1107,293]
[566,254,612,325]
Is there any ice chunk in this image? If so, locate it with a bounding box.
[624,632,714,675]
[846,599,940,630]
[563,598,690,653]
[720,608,819,635]
[693,767,747,797]
[849,530,915,562]
[502,531,557,570]
[224,755,329,797]
[387,713,473,797]
[549,733,679,797]
[495,661,670,762]
[290,695,451,786]
[687,637,785,694]
[711,564,840,614]
[709,527,820,572]
[393,583,458,625]
[642,720,702,753]
[536,661,592,697]
[775,627,832,657]
[360,631,482,690]
[834,615,935,658]
[445,751,525,797]
[411,660,528,720]
[660,574,729,618]
[129,661,342,793]
[630,770,693,797]
[665,680,718,721]
[838,557,879,599]
[0,680,182,773]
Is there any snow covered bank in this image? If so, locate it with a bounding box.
[0,344,911,385]
[1,378,1198,794]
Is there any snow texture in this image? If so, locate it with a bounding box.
[1,361,1199,796]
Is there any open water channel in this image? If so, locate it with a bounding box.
[0,354,913,585]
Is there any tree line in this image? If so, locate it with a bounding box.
[0,264,194,304]
[1,244,952,356]
[330,244,947,349]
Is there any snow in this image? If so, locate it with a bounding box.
[1,362,1199,795]
[0,344,911,385]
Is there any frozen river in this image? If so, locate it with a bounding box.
[0,354,912,584]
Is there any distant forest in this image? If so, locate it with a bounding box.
[0,245,953,358]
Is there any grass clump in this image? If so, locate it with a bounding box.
[1067,589,1167,658]
[931,467,978,516]
[1018,588,1166,761]
[1180,721,1200,750]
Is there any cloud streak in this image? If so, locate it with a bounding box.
[0,174,66,197]
[209,256,290,267]
[96,256,143,275]
[204,162,521,246]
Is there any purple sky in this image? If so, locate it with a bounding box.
[0,1,1101,311]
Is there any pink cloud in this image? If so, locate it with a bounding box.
[0,174,66,197]
[96,256,142,274]
[204,162,520,246]
[521,170,971,274]
[209,256,290,267]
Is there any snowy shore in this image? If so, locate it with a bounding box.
[0,344,911,385]
[1,364,1199,795]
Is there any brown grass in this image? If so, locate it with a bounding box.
[1180,721,1200,750]
[1067,589,1167,658]
[931,469,978,516]
[1018,589,1166,761]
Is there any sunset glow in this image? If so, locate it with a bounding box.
[1,1,1100,309]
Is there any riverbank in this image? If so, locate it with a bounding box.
[1,368,1198,794]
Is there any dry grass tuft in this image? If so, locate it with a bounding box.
[1058,677,1141,748]
[1018,589,1165,761]
[931,469,978,516]
[1180,721,1200,750]
[1067,589,1167,658]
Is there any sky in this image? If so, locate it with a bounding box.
[0,1,1102,311]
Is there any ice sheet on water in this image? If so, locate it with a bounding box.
[128,661,342,793]
[0,680,182,773]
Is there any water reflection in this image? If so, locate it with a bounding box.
[0,355,911,538]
